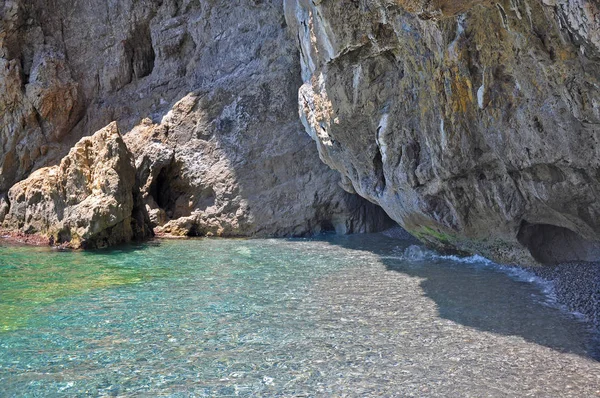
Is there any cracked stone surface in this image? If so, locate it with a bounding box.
[3,0,600,256]
[1,122,152,248]
[0,0,393,242]
[286,0,600,264]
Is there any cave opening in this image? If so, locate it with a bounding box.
[517,221,600,264]
[152,167,172,211]
[148,165,185,219]
[186,223,204,237]
[127,23,155,80]
[57,229,72,244]
[320,219,335,233]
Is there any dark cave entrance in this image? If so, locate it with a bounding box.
[148,162,191,220]
[150,167,174,213]
[147,160,215,223]
[320,219,336,233]
[517,221,600,264]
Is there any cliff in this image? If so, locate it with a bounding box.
[2,0,600,263]
[0,0,392,247]
[285,0,600,265]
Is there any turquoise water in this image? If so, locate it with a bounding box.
[1,233,600,396]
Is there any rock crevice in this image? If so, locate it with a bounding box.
[0,0,394,247]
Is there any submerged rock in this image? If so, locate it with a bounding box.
[285,0,600,264]
[2,122,152,248]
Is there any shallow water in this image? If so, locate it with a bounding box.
[1,234,600,397]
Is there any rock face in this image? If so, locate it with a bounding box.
[1,122,152,248]
[7,0,600,261]
[0,1,83,192]
[0,0,393,243]
[124,109,391,237]
[285,0,600,264]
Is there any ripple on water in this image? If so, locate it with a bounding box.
[1,234,599,397]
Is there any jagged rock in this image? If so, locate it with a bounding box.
[124,99,392,237]
[0,1,83,192]
[2,122,152,248]
[286,0,600,264]
[5,0,600,259]
[0,0,393,240]
[394,0,489,19]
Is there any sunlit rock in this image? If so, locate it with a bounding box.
[285,0,600,264]
[2,122,152,248]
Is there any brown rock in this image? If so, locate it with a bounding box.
[2,122,152,248]
[394,0,490,19]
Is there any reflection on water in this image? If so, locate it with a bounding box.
[1,234,599,396]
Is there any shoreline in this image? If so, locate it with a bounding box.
[524,262,600,331]
[2,228,599,332]
[0,228,53,247]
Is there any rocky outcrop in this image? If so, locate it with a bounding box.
[9,0,600,260]
[0,0,393,243]
[1,122,152,249]
[285,0,600,265]
[124,111,391,237]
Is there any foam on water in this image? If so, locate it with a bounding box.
[386,244,578,317]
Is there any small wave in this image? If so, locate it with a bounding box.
[494,264,557,306]
[387,245,559,308]
[386,245,492,264]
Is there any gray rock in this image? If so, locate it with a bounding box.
[0,0,393,241]
[286,0,600,264]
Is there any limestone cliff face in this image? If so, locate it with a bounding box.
[5,0,599,260]
[1,122,152,248]
[0,0,392,244]
[286,0,600,264]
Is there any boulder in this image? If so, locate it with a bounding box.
[2,122,152,248]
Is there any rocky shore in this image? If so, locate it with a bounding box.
[285,0,600,266]
[0,228,56,247]
[1,0,600,285]
[0,1,394,248]
[526,261,600,331]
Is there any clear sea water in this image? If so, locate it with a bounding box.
[1,232,600,397]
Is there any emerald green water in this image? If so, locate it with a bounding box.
[1,234,600,396]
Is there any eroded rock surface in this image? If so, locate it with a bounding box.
[0,0,393,241]
[8,0,600,259]
[286,0,600,264]
[125,110,391,237]
[2,122,152,248]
